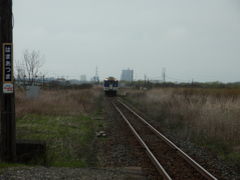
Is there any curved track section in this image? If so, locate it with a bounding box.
[113,99,217,180]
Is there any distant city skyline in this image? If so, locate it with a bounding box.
[121,69,134,82]
[13,0,240,83]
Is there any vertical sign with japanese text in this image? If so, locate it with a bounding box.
[2,43,14,93]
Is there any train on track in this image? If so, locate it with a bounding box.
[104,77,118,96]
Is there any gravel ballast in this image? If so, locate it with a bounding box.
[0,167,147,180]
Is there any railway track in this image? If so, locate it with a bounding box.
[113,98,218,180]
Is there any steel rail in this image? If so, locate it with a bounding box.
[113,102,172,180]
[117,99,218,180]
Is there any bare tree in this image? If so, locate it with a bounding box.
[21,50,44,85]
[15,60,25,81]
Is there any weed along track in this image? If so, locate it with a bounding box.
[113,98,218,180]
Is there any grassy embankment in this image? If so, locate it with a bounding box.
[123,88,240,169]
[1,87,103,168]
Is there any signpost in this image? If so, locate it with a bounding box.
[3,43,14,94]
[0,0,16,162]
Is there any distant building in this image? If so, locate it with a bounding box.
[80,75,87,82]
[121,69,134,82]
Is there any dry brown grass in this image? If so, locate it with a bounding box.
[14,87,102,167]
[15,87,101,118]
[126,88,240,164]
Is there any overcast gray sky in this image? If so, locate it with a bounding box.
[13,0,240,82]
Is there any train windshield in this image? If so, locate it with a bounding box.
[104,80,118,87]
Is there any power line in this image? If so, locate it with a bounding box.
[165,75,189,82]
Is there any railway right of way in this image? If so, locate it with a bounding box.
[113,98,218,180]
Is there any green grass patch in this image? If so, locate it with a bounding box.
[0,163,25,169]
[191,135,240,169]
[227,152,240,165]
[16,114,98,167]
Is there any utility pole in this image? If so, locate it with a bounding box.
[0,0,16,162]
[162,68,166,83]
[42,75,45,88]
[94,66,99,83]
[144,74,147,86]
